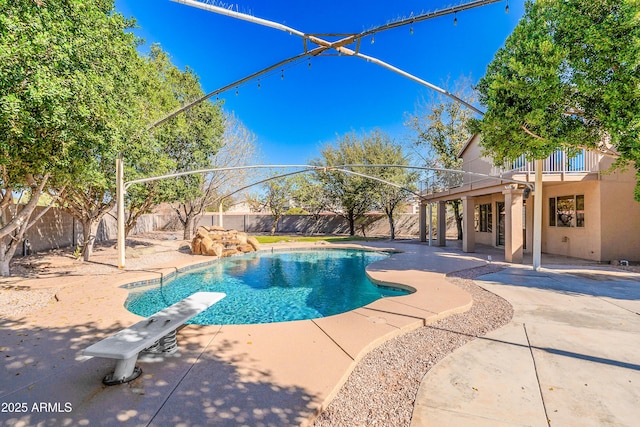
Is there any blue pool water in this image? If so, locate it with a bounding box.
[124,249,411,325]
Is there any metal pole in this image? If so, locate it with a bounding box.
[532,159,543,270]
[116,155,125,269]
[349,51,484,115]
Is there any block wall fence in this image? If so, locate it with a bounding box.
[16,208,421,258]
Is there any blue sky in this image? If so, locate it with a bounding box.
[115,0,525,165]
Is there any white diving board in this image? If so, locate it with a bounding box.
[84,291,225,385]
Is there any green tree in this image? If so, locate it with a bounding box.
[268,178,292,235]
[258,176,293,235]
[357,131,417,240]
[314,130,415,238]
[163,75,224,239]
[125,44,228,242]
[60,51,164,260]
[0,0,141,274]
[407,77,477,239]
[314,133,376,236]
[122,45,181,238]
[58,43,219,259]
[472,0,640,200]
[289,174,328,234]
[120,45,226,240]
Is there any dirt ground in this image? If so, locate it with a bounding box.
[6,231,191,279]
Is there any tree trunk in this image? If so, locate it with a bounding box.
[347,211,355,236]
[270,215,280,236]
[124,223,132,238]
[124,211,142,238]
[0,177,50,276]
[388,214,396,240]
[81,219,100,262]
[452,200,463,240]
[183,214,195,240]
[0,238,20,277]
[360,221,367,238]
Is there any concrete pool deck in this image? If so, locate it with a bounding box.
[411,262,640,427]
[1,239,639,426]
[1,241,484,426]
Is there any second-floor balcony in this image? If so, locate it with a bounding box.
[491,149,600,177]
[421,149,602,196]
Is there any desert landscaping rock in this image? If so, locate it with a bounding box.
[190,227,260,256]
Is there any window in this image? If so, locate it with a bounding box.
[549,195,585,227]
[576,195,585,227]
[474,203,492,232]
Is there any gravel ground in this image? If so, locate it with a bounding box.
[312,264,514,427]
[0,232,192,319]
[0,286,59,318]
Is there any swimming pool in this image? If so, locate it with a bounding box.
[124,249,412,325]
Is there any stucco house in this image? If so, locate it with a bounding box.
[419,134,640,264]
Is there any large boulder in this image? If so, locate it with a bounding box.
[192,239,202,255]
[236,232,248,244]
[195,226,210,239]
[190,227,259,258]
[247,236,260,251]
[236,244,254,253]
[221,248,238,258]
[199,236,215,253]
[206,243,224,257]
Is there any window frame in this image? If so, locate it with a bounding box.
[549,195,585,228]
[474,203,492,232]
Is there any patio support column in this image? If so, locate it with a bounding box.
[419,202,427,242]
[461,196,475,253]
[503,187,524,263]
[428,203,433,246]
[436,201,447,247]
[532,159,543,270]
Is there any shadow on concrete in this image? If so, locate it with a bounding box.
[1,318,316,426]
[424,323,640,372]
[480,268,640,301]
[150,333,317,426]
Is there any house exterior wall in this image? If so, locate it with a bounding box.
[434,134,640,263]
[542,181,602,261]
[598,168,640,262]
[461,135,494,183]
[468,175,640,263]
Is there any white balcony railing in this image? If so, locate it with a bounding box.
[492,149,600,176]
[421,149,601,196]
